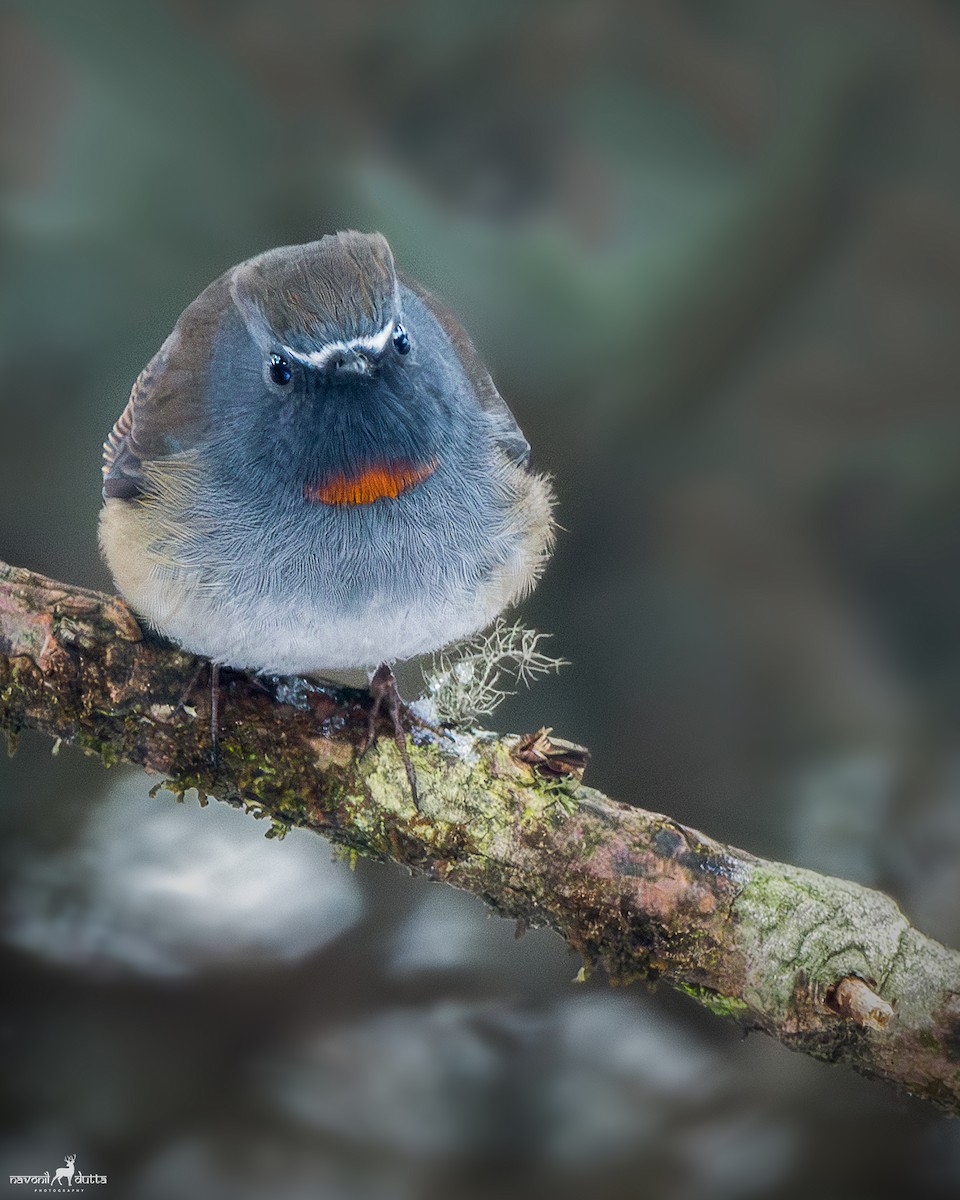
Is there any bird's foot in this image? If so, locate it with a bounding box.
[360,663,420,807]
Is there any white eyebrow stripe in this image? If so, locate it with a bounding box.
[283,320,397,367]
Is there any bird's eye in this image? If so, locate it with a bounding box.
[269,352,292,386]
[392,322,411,356]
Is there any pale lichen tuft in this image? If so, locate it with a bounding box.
[423,619,567,725]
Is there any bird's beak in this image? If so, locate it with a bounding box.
[331,347,378,376]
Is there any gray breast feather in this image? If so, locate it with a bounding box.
[398,277,531,470]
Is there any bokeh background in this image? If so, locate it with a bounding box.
[2,1,960,1197]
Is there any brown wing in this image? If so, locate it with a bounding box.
[102,272,231,500]
[399,272,532,469]
[102,345,169,499]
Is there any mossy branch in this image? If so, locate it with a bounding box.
[1,559,959,1115]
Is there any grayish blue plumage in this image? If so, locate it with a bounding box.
[99,232,554,675]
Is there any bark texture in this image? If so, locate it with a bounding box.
[1,560,959,1115]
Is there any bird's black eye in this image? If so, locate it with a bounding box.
[269,352,292,386]
[392,322,411,356]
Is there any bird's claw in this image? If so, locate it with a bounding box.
[362,663,420,807]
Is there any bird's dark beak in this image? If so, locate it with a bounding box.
[331,347,378,376]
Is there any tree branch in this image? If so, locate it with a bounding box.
[1,559,959,1114]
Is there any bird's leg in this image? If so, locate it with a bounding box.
[362,662,420,807]
[169,658,222,765]
[209,661,221,765]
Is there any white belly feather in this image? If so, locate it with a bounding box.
[99,474,552,673]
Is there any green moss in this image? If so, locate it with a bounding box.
[676,982,749,1019]
[330,844,361,869]
[577,818,608,856]
[519,787,563,830]
[74,729,119,766]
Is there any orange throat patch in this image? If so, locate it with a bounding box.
[303,458,439,506]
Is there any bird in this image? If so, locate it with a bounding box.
[99,231,555,795]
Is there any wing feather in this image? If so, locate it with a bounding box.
[101,272,230,500]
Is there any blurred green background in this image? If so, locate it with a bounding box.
[2,1,960,1197]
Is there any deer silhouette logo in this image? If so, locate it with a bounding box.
[52,1155,76,1186]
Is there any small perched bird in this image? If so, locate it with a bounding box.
[99,231,554,784]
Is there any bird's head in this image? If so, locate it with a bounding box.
[207,231,445,507]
